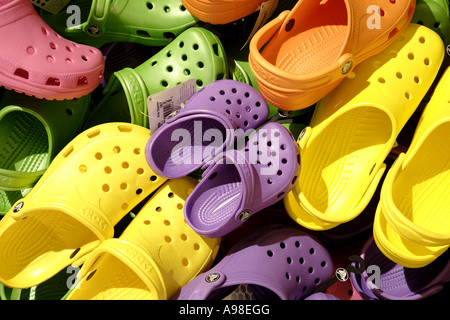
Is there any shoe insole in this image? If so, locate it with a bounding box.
[275,25,348,75]
[263,0,348,75]
[0,112,49,174]
[0,209,97,282]
[67,254,155,300]
[189,165,242,231]
[5,267,74,300]
[0,112,49,213]
[392,122,450,234]
[299,106,392,216]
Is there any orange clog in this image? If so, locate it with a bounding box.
[249,0,416,111]
[181,0,269,25]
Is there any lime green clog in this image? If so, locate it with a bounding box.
[0,90,91,215]
[40,0,198,48]
[84,27,228,129]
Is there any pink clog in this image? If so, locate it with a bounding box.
[0,0,105,100]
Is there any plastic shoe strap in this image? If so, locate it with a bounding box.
[9,196,115,242]
[0,168,44,191]
[79,238,168,299]
[380,153,450,247]
[358,237,450,300]
[108,68,149,127]
[83,0,112,37]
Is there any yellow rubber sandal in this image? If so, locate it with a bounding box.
[0,123,166,289]
[66,177,221,300]
[373,66,450,268]
[284,24,445,231]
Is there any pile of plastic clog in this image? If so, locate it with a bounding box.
[0,0,449,301]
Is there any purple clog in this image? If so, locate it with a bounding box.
[305,292,340,300]
[184,122,301,238]
[145,79,270,179]
[350,236,450,300]
[174,224,334,300]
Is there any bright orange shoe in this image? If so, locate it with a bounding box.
[249,0,416,111]
[181,0,269,25]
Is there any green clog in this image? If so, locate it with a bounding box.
[0,90,91,215]
[40,0,198,48]
[84,27,228,129]
[412,0,450,45]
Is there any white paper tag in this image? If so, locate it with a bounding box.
[30,0,72,15]
[241,0,279,50]
[148,78,197,133]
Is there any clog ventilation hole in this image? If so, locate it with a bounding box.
[14,26,103,87]
[61,125,160,213]
[140,2,189,40]
[265,240,329,299]
[141,189,202,268]
[149,39,225,90]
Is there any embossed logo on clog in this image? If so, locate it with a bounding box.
[125,246,154,275]
[126,73,145,123]
[81,207,108,232]
[251,62,280,87]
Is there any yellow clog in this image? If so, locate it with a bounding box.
[66,177,221,300]
[373,66,450,268]
[0,123,166,289]
[284,24,445,231]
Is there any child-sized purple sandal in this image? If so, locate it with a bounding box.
[184,122,301,238]
[174,224,334,300]
[145,79,270,179]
